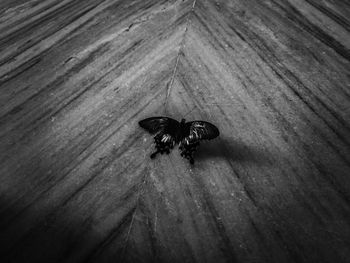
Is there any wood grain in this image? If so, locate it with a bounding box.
[0,0,349,262]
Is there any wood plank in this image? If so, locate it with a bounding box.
[0,0,349,262]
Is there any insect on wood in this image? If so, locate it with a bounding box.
[139,117,220,164]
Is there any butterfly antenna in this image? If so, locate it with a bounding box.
[164,0,197,114]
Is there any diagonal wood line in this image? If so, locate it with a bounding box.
[120,167,148,261]
[0,0,113,79]
[164,0,196,113]
[269,0,350,61]
[304,0,350,32]
[81,206,137,263]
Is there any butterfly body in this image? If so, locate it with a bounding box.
[139,117,219,164]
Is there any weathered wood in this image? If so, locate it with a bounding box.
[0,0,349,262]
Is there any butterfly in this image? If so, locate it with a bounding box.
[139,117,220,164]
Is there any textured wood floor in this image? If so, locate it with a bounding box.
[0,0,350,262]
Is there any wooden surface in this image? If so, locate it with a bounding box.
[0,0,350,262]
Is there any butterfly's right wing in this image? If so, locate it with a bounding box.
[179,121,220,164]
[139,117,180,158]
[184,121,220,142]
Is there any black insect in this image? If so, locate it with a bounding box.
[139,117,220,164]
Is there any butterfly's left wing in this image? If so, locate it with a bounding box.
[139,117,180,159]
[139,117,180,135]
[179,121,220,164]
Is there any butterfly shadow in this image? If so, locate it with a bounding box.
[195,137,271,166]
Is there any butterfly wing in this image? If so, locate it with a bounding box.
[139,117,179,134]
[139,117,180,158]
[179,121,219,164]
[185,121,220,142]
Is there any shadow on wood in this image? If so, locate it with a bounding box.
[195,136,271,166]
[0,200,97,263]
